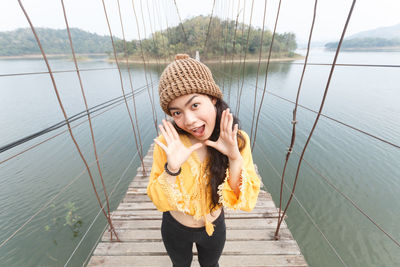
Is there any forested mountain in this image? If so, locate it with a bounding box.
[347,23,400,40]
[325,37,400,50]
[0,28,112,56]
[325,23,400,50]
[115,15,297,60]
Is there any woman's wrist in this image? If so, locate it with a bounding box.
[228,153,243,162]
[228,155,243,197]
[164,162,181,176]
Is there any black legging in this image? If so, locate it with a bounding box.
[161,208,226,267]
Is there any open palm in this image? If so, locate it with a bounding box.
[154,119,203,172]
[205,108,241,160]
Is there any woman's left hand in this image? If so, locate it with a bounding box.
[204,108,242,161]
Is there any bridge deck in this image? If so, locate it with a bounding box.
[88,144,308,266]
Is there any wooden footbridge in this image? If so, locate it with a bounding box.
[87,144,308,266]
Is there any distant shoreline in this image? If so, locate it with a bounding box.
[325,46,400,52]
[204,55,304,63]
[0,53,304,63]
[0,53,108,60]
[108,54,305,64]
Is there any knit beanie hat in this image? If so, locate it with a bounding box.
[158,54,223,115]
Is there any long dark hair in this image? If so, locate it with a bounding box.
[172,96,246,214]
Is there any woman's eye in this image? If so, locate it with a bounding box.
[173,111,181,116]
[192,103,199,108]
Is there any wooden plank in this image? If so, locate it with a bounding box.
[88,255,307,267]
[110,218,287,230]
[101,229,294,242]
[93,240,301,256]
[125,188,272,200]
[111,211,281,220]
[121,195,153,202]
[115,202,159,210]
[196,255,308,267]
[120,195,272,204]
[128,181,149,188]
[125,188,272,199]
[116,200,276,210]
[88,255,171,267]
[111,207,280,216]
[115,203,277,212]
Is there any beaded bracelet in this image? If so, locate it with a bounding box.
[164,162,181,176]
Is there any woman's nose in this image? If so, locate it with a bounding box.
[184,112,196,126]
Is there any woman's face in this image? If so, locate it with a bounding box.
[168,94,217,141]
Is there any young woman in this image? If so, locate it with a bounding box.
[147,54,261,267]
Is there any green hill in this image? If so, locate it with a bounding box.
[325,23,400,51]
[115,15,298,60]
[0,28,113,56]
[325,37,400,51]
[347,23,400,40]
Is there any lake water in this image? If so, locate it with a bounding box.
[0,49,399,266]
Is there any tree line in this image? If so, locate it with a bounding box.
[0,16,297,60]
[0,28,112,56]
[114,15,297,61]
[325,37,400,50]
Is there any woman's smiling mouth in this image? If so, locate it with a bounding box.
[192,125,205,136]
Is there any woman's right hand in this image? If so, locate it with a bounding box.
[154,119,204,172]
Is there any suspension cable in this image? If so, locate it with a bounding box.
[101,0,148,187]
[220,0,232,93]
[277,0,318,237]
[252,0,283,151]
[0,122,151,249]
[203,0,217,53]
[140,0,161,124]
[235,0,255,118]
[64,150,139,266]
[173,0,188,46]
[252,103,400,248]
[62,0,114,237]
[227,0,242,106]
[0,81,153,157]
[0,67,117,78]
[244,79,400,247]
[275,0,358,238]
[2,61,399,80]
[159,0,172,61]
[235,0,246,103]
[213,69,400,150]
[131,0,159,134]
[281,62,400,68]
[116,0,145,170]
[250,0,268,145]
[254,143,347,266]
[152,0,168,64]
[0,92,137,165]
[17,0,119,240]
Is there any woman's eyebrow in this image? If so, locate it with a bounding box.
[168,95,198,111]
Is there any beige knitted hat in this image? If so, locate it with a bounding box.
[158,54,223,115]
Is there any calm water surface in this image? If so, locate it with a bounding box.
[0,49,399,266]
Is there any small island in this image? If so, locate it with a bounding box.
[112,15,300,63]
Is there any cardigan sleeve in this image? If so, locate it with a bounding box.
[146,135,190,213]
[217,130,261,211]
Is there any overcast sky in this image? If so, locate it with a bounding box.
[1,0,399,44]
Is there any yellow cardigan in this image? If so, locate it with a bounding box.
[146,130,261,236]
